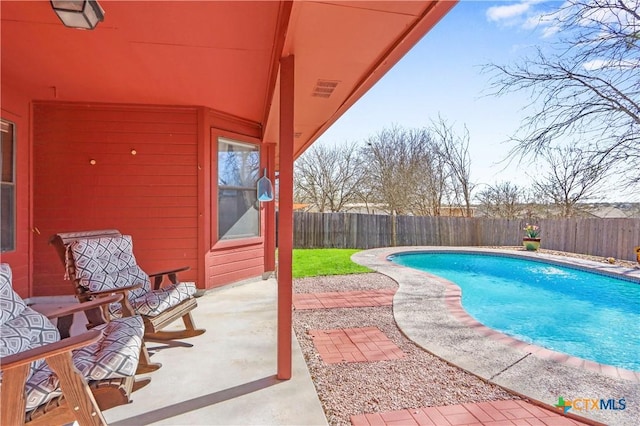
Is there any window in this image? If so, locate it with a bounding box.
[217,137,260,240]
[1,119,16,252]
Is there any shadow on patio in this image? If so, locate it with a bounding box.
[34,277,327,426]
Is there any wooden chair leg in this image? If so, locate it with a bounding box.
[47,351,107,426]
[135,343,162,374]
[119,294,136,317]
[1,364,29,426]
[182,311,203,334]
[56,314,75,339]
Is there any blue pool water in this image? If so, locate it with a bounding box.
[390,252,640,371]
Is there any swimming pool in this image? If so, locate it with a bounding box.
[389,252,640,372]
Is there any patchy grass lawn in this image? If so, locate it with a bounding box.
[292,249,373,278]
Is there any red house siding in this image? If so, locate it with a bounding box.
[0,86,32,297]
[208,243,265,287]
[30,102,270,296]
[32,103,200,296]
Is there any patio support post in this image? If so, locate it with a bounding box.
[277,54,294,380]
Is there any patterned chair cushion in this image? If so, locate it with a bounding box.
[24,362,63,411]
[24,315,145,411]
[0,263,27,326]
[1,265,61,410]
[71,236,150,300]
[1,264,58,363]
[131,281,197,317]
[73,315,144,380]
[1,296,59,380]
[70,236,196,318]
[84,265,150,300]
[0,307,60,357]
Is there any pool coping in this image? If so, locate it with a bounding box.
[352,246,640,426]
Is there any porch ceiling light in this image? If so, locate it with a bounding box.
[50,0,104,30]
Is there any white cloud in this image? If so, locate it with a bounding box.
[485,1,565,38]
[583,58,640,71]
[486,2,532,22]
[540,24,561,38]
[583,59,608,70]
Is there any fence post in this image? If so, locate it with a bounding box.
[391,210,397,247]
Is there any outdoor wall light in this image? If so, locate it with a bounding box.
[50,0,104,30]
[257,169,274,202]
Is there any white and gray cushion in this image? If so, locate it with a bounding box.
[70,236,196,317]
[131,281,197,316]
[0,306,60,357]
[1,305,62,411]
[73,315,143,380]
[24,315,144,411]
[0,263,27,326]
[1,264,60,378]
[71,235,149,299]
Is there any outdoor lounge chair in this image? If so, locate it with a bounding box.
[0,263,149,425]
[49,230,205,341]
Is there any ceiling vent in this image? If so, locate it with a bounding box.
[312,79,339,98]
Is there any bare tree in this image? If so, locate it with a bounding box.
[294,142,366,212]
[476,181,526,218]
[361,126,436,215]
[532,146,607,217]
[430,116,475,217]
[412,147,448,216]
[486,0,640,189]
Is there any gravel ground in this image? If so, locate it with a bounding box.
[293,273,517,426]
[292,248,638,426]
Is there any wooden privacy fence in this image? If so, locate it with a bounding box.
[291,212,640,262]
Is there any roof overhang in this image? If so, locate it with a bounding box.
[1,0,457,162]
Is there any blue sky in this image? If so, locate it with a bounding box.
[314,1,636,202]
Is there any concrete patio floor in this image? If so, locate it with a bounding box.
[34,277,328,426]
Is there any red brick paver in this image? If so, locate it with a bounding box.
[294,288,396,310]
[350,400,592,426]
[308,326,405,364]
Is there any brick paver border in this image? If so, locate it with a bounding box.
[350,400,592,426]
[294,288,395,310]
[308,326,405,364]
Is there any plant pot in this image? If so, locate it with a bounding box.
[523,238,541,251]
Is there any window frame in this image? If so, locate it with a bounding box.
[1,118,16,253]
[215,136,261,243]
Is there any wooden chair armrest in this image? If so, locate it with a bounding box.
[148,266,190,277]
[0,330,102,371]
[85,284,142,318]
[86,282,143,297]
[45,294,123,320]
[148,266,190,289]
